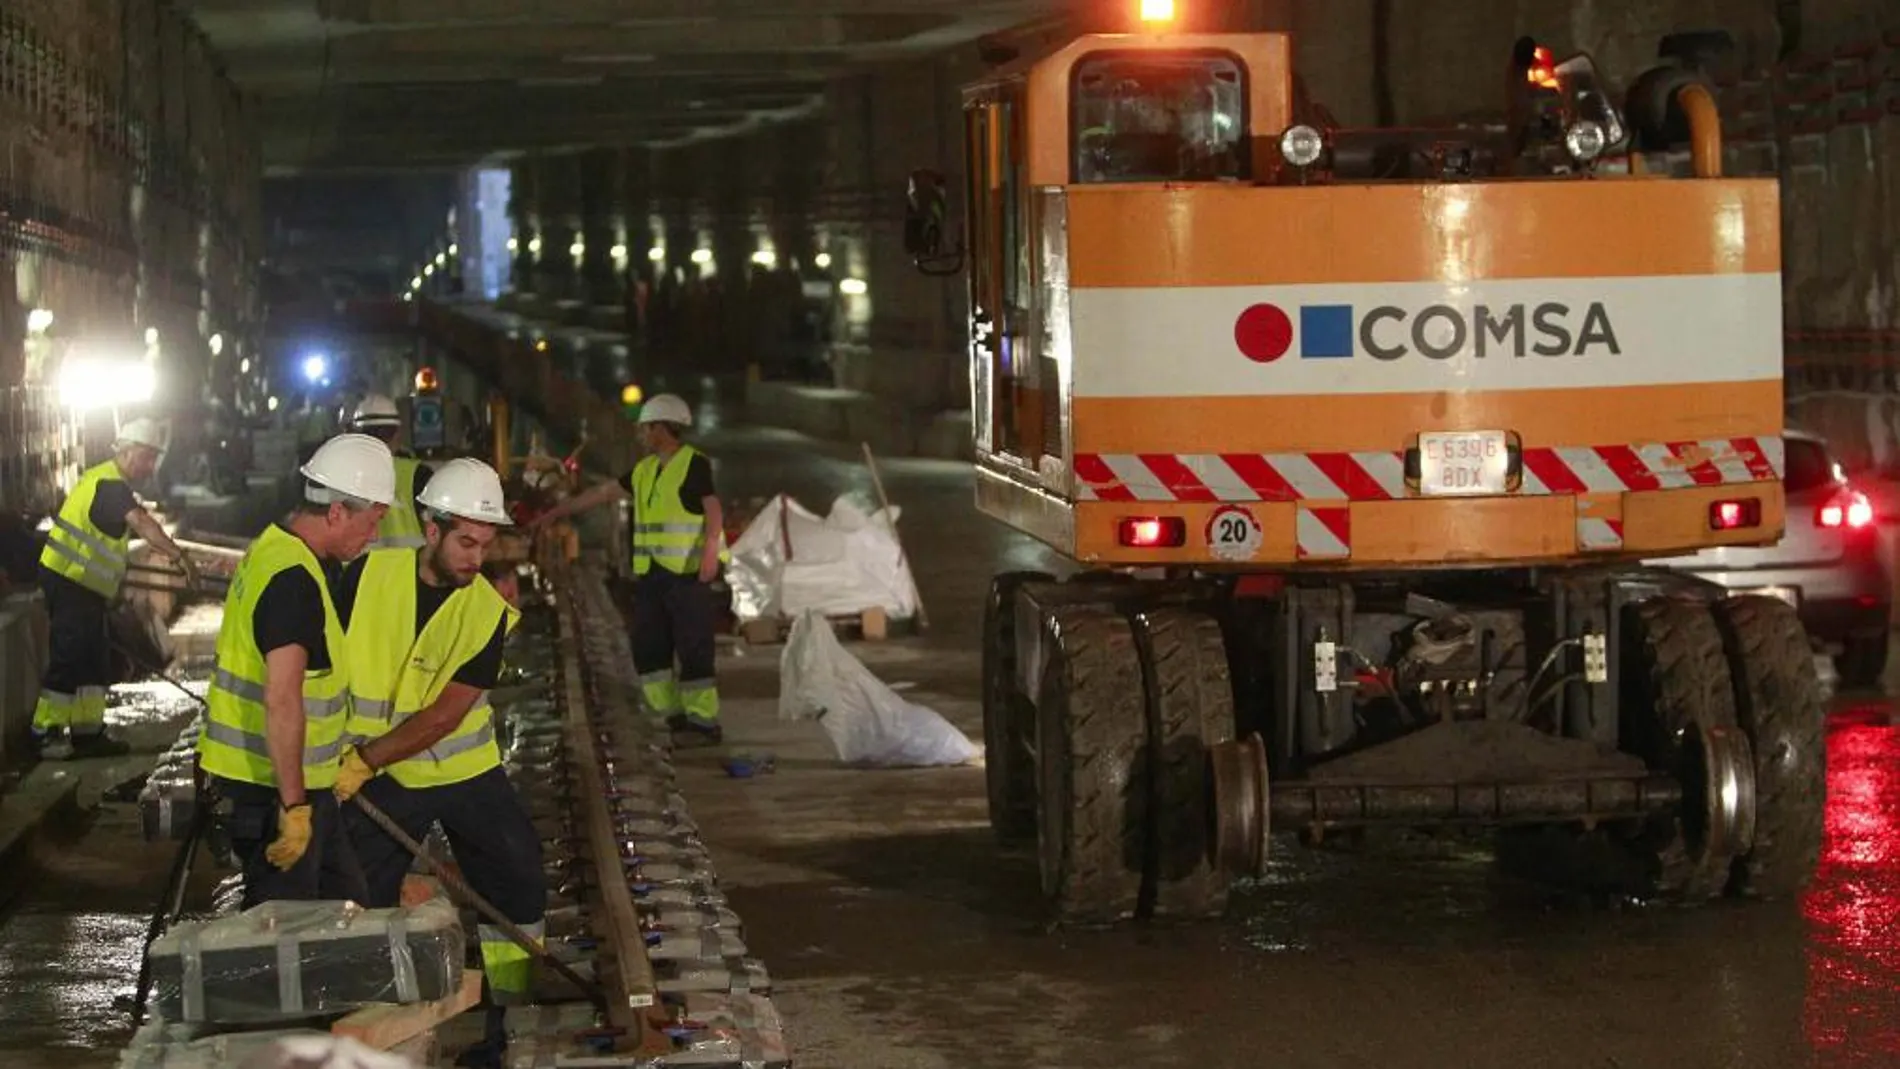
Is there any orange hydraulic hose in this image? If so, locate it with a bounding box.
[1677,82,1723,178]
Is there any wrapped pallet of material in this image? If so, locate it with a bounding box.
[147,897,466,1025]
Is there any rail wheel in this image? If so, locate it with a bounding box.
[983,570,1052,844]
[1620,596,1754,902]
[1712,595,1825,898]
[1035,605,1148,925]
[1133,608,1235,920]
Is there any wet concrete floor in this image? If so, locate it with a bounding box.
[1,424,1895,1068]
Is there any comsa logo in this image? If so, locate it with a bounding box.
[1233,302,1622,363]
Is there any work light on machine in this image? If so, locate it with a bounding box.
[1564,120,1608,163]
[1280,125,1325,167]
[621,383,644,406]
[1139,0,1175,23]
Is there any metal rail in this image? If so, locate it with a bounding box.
[550,558,667,1053]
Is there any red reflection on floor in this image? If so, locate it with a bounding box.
[1804,704,1900,1062]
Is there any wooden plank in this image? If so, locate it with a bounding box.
[331,969,482,1051]
[555,561,662,1052]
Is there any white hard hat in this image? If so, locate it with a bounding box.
[114,417,168,452]
[416,458,513,526]
[351,394,401,429]
[637,393,692,427]
[299,433,396,506]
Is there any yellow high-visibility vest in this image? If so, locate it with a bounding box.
[372,455,425,550]
[39,460,131,598]
[343,548,520,788]
[629,445,728,576]
[198,525,351,789]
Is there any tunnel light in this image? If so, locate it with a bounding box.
[691,249,713,265]
[434,252,446,267]
[403,292,414,302]
[144,327,159,347]
[813,252,832,270]
[570,241,586,259]
[268,395,279,412]
[507,237,519,252]
[448,244,459,257]
[26,308,54,334]
[751,250,777,268]
[424,264,436,277]
[301,353,328,383]
[611,243,628,260]
[648,246,666,262]
[208,333,225,357]
[411,276,423,290]
[839,278,868,296]
[59,354,156,410]
[1139,0,1175,23]
[528,237,543,255]
[239,357,250,374]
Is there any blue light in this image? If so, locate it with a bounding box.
[302,354,328,382]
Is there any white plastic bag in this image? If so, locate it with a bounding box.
[778,611,978,768]
[727,494,919,622]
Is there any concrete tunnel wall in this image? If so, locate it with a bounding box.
[494,0,1900,464]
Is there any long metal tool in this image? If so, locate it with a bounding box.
[115,655,607,1013]
[127,771,215,1024]
[349,793,609,1009]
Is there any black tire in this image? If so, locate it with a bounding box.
[1035,605,1148,926]
[1619,596,1741,901]
[1712,595,1826,898]
[1134,608,1235,920]
[983,571,1052,844]
[1834,634,1889,690]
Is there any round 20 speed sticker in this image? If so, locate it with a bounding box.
[1205,505,1264,562]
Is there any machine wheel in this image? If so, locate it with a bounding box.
[1620,597,1753,902]
[983,571,1053,844]
[1035,605,1149,925]
[1712,595,1826,898]
[1133,608,1236,920]
[1834,635,1889,690]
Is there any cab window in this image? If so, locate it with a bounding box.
[1072,51,1248,184]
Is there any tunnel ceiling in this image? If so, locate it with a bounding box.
[181,0,1072,173]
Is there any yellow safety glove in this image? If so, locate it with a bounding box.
[334,747,377,803]
[265,804,313,870]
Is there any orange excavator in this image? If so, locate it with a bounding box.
[906,12,1820,925]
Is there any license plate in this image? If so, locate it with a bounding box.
[1740,585,1801,609]
[1418,431,1510,497]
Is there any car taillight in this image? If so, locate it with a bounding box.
[1709,498,1761,531]
[1117,516,1186,548]
[1818,488,1875,530]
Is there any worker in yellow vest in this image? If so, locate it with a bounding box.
[350,393,431,550]
[329,459,537,1069]
[197,434,394,907]
[35,418,198,759]
[530,393,727,746]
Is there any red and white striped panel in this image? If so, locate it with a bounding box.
[1073,437,1784,502]
[1297,505,1351,559]
[1577,517,1626,552]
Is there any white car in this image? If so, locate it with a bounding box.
[1650,430,1892,686]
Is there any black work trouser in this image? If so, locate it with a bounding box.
[35,571,112,735]
[630,568,719,721]
[343,766,546,923]
[214,778,369,909]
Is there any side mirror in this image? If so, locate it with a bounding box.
[903,169,964,277]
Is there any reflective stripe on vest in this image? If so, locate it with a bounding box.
[344,548,520,789]
[373,455,425,549]
[628,445,728,575]
[197,525,352,790]
[39,461,131,598]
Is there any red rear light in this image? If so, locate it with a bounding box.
[1117,516,1186,548]
[1818,488,1874,530]
[1709,499,1761,531]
